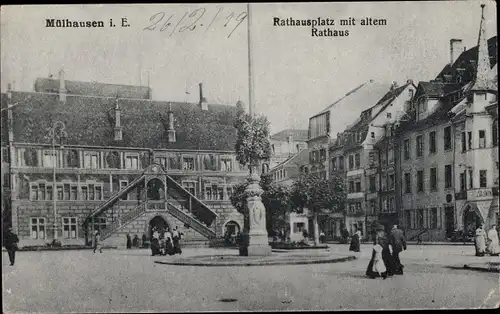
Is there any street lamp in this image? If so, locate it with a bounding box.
[48,121,67,241]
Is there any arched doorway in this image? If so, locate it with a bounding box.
[149,216,169,239]
[147,178,165,200]
[463,205,483,236]
[224,220,241,236]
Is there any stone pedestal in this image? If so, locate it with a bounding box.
[245,170,272,256]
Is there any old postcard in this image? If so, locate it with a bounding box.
[1,1,499,312]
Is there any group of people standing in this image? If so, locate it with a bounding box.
[474,224,500,257]
[349,223,407,279]
[150,226,183,256]
[126,234,145,249]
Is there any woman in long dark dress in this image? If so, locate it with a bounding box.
[366,225,398,278]
[126,234,132,249]
[349,230,361,252]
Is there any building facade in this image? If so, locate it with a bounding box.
[393,8,498,241]
[269,129,308,168]
[1,73,247,247]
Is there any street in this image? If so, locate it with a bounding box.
[2,244,499,312]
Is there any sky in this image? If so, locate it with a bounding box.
[1,2,497,134]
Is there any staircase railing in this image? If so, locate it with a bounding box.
[101,201,147,240]
[86,174,146,221]
[166,201,216,239]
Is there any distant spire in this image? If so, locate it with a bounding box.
[471,4,494,91]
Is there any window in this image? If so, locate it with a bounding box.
[389,174,395,190]
[221,158,233,172]
[43,151,57,168]
[409,89,414,99]
[331,157,337,171]
[404,139,410,160]
[404,173,411,193]
[460,172,466,191]
[416,135,423,157]
[169,154,182,170]
[386,112,392,119]
[203,154,217,171]
[182,181,196,196]
[154,156,167,168]
[368,152,375,166]
[31,218,46,239]
[24,148,38,167]
[355,153,360,169]
[445,165,452,189]
[388,148,394,164]
[31,185,38,200]
[480,170,487,188]
[429,131,436,154]
[417,170,424,192]
[85,152,100,169]
[493,122,498,147]
[38,183,46,200]
[320,149,326,161]
[467,131,472,150]
[468,169,473,189]
[349,181,355,193]
[96,186,102,200]
[62,217,77,239]
[125,155,139,169]
[430,167,437,191]
[369,176,376,192]
[88,184,95,200]
[389,197,395,212]
[218,187,224,200]
[371,132,375,139]
[81,186,88,200]
[479,130,486,148]
[430,208,438,229]
[355,180,361,193]
[120,180,128,200]
[406,211,412,230]
[46,185,53,200]
[57,185,63,200]
[417,209,424,229]
[71,186,78,200]
[338,156,344,170]
[226,186,233,200]
[182,157,195,171]
[444,126,452,150]
[461,132,466,153]
[348,155,354,170]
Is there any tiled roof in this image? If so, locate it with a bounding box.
[34,78,152,100]
[270,129,309,142]
[418,81,462,98]
[1,91,239,150]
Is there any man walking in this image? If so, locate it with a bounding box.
[389,224,406,275]
[172,226,182,255]
[3,227,19,266]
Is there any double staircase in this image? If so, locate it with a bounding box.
[83,165,218,241]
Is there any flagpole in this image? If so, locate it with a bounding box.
[247,2,254,116]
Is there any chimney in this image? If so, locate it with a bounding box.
[390,81,398,91]
[59,69,67,103]
[406,79,413,85]
[450,39,463,66]
[114,97,123,141]
[167,103,176,142]
[198,83,208,110]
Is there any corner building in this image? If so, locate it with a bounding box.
[1,73,246,247]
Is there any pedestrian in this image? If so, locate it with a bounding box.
[142,233,147,248]
[487,224,500,256]
[126,234,132,249]
[302,228,309,244]
[3,227,19,266]
[389,224,407,275]
[172,226,182,254]
[319,231,325,244]
[366,223,397,277]
[132,234,139,248]
[371,243,388,279]
[93,230,102,254]
[475,223,487,256]
[349,230,362,252]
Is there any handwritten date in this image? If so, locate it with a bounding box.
[143,7,247,38]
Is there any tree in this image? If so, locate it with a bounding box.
[290,173,347,245]
[233,112,272,171]
[230,173,291,234]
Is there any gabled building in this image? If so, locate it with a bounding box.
[1,72,247,246]
[270,148,309,187]
[393,5,498,241]
[329,81,416,237]
[269,129,308,168]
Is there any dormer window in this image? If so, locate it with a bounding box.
[124,154,139,169]
[409,89,414,99]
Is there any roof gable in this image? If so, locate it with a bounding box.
[270,129,308,142]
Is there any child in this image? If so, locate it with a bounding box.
[373,244,387,279]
